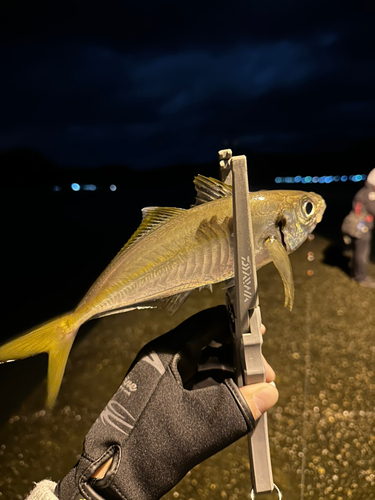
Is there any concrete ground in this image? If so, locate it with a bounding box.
[0,234,374,500]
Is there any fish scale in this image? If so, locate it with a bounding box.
[0,175,326,408]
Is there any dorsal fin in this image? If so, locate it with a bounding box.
[141,206,185,222]
[122,206,185,252]
[193,175,232,205]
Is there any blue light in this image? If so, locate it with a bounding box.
[110,184,117,191]
[71,183,81,191]
[53,186,61,192]
[272,173,366,185]
[83,184,97,191]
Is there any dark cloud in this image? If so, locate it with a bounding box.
[0,1,374,168]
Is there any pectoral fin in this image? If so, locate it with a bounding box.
[264,236,294,310]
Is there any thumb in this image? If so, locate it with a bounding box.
[240,382,279,421]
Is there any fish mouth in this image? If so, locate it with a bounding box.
[277,217,288,252]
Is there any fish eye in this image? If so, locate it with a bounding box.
[302,200,314,217]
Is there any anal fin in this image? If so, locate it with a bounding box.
[158,290,193,315]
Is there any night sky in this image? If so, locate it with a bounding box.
[1,1,374,170]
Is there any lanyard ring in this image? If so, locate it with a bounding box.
[250,483,282,500]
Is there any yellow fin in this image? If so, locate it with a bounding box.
[158,290,193,314]
[193,175,232,205]
[121,207,186,253]
[199,284,213,292]
[141,206,185,222]
[264,236,295,310]
[0,313,80,408]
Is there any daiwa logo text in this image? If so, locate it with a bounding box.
[241,255,252,302]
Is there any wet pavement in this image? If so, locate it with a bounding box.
[0,233,374,500]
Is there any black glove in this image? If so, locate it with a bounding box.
[55,306,255,500]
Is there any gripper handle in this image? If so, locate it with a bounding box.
[225,153,274,494]
[244,307,273,494]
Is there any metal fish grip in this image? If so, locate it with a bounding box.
[219,149,277,497]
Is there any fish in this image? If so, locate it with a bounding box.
[0,175,326,407]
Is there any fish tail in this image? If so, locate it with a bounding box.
[0,312,81,408]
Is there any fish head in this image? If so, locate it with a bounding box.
[249,189,326,310]
[273,190,326,254]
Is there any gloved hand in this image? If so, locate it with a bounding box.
[55,306,277,500]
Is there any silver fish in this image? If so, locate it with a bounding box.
[0,175,326,407]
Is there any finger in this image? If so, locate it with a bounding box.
[263,355,276,383]
[92,457,113,479]
[261,324,266,335]
[240,382,279,421]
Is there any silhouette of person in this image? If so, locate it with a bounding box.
[345,168,375,287]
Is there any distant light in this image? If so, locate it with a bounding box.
[83,184,97,191]
[53,186,61,192]
[273,173,364,185]
[71,183,81,191]
[110,184,117,191]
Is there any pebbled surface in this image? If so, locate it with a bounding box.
[0,234,374,500]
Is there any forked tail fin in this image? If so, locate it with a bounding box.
[0,312,81,408]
